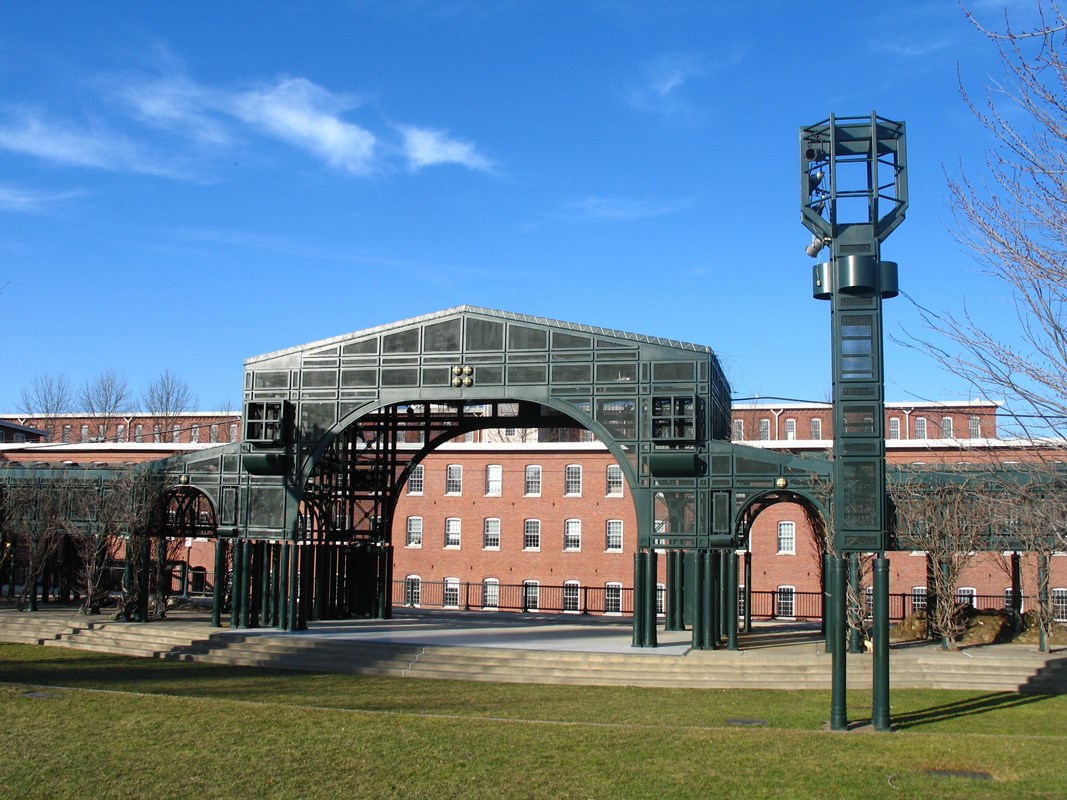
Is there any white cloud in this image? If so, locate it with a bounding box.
[115,75,231,146]
[399,125,493,172]
[0,183,83,212]
[230,78,377,174]
[624,54,706,116]
[565,195,690,221]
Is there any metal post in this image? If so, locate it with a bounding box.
[278,542,290,630]
[830,555,848,731]
[665,550,682,631]
[743,549,752,634]
[211,538,226,627]
[1038,553,1050,653]
[1011,551,1022,635]
[689,550,705,649]
[632,550,646,647]
[702,549,715,650]
[872,556,891,731]
[849,553,863,654]
[726,550,739,651]
[709,550,721,648]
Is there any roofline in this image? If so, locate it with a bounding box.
[245,305,714,364]
[731,400,1002,411]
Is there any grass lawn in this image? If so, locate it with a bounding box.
[1,643,1064,799]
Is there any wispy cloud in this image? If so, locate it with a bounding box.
[399,125,493,172]
[230,78,377,174]
[565,195,690,221]
[873,37,954,58]
[0,183,83,212]
[0,62,493,180]
[622,52,733,118]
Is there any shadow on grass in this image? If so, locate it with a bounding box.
[891,691,1054,729]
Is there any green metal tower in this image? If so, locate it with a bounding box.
[800,113,907,731]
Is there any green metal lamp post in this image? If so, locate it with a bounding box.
[800,113,907,732]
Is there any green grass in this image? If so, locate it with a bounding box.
[2,644,1065,799]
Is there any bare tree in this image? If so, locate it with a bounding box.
[142,369,197,433]
[2,474,71,611]
[890,472,992,649]
[18,372,74,440]
[79,369,131,442]
[910,5,1067,435]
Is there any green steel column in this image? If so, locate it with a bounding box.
[830,555,848,731]
[286,542,300,631]
[278,542,290,631]
[632,551,647,647]
[1039,553,1050,653]
[1010,551,1022,635]
[229,540,242,629]
[687,550,703,649]
[743,550,752,634]
[849,553,863,654]
[823,552,833,652]
[121,542,134,619]
[718,549,728,638]
[137,535,150,622]
[643,549,658,647]
[726,551,739,651]
[872,556,891,731]
[665,551,682,631]
[211,538,226,627]
[702,550,715,650]
[380,544,394,620]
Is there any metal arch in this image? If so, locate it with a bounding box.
[162,485,219,538]
[733,487,829,545]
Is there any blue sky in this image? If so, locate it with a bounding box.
[0,1,1042,412]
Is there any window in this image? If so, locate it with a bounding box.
[606,520,624,552]
[190,426,200,443]
[784,419,796,440]
[563,581,580,612]
[941,416,953,438]
[405,516,423,547]
[957,587,977,607]
[210,424,219,443]
[888,417,900,439]
[969,416,981,439]
[911,586,927,612]
[482,579,499,610]
[445,518,461,548]
[1053,588,1067,622]
[523,581,539,611]
[523,519,541,550]
[407,464,424,495]
[485,464,502,496]
[606,464,624,496]
[758,419,770,440]
[443,578,460,608]
[445,464,463,494]
[98,423,106,441]
[738,585,746,619]
[776,521,796,555]
[171,424,181,443]
[651,395,696,440]
[914,417,927,439]
[483,518,501,549]
[1003,587,1021,612]
[524,465,542,496]
[776,585,796,618]
[62,424,71,443]
[564,464,582,496]
[605,583,623,614]
[116,424,125,441]
[564,519,581,551]
[865,586,874,620]
[404,576,421,607]
[228,423,238,442]
[657,583,666,615]
[80,425,89,442]
[732,419,744,441]
[810,418,822,440]
[504,427,516,437]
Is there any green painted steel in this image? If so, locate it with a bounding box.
[872,557,891,731]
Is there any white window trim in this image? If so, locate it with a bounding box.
[776,520,796,555]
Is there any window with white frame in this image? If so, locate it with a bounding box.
[606,464,624,496]
[524,465,541,496]
[482,579,499,609]
[656,583,665,615]
[483,518,501,549]
[605,582,623,614]
[914,417,927,439]
[732,419,744,441]
[776,585,796,618]
[445,518,461,548]
[485,464,502,496]
[941,416,953,438]
[606,520,624,552]
[152,424,162,442]
[445,464,463,494]
[523,580,539,611]
[443,578,460,608]
[1003,587,1022,612]
[777,521,796,554]
[911,586,927,612]
[407,464,424,494]
[171,424,181,443]
[210,423,219,443]
[969,416,981,439]
[888,417,900,439]
[758,419,770,440]
[62,424,72,442]
[404,576,421,607]
[190,426,199,443]
[564,464,582,496]
[564,519,581,551]
[563,581,580,612]
[523,519,541,550]
[228,422,238,442]
[1053,588,1067,622]
[865,586,874,620]
[80,425,89,442]
[957,587,977,606]
[810,418,822,440]
[98,423,106,441]
[784,419,796,440]
[405,516,423,547]
[116,424,125,441]
[738,585,746,619]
